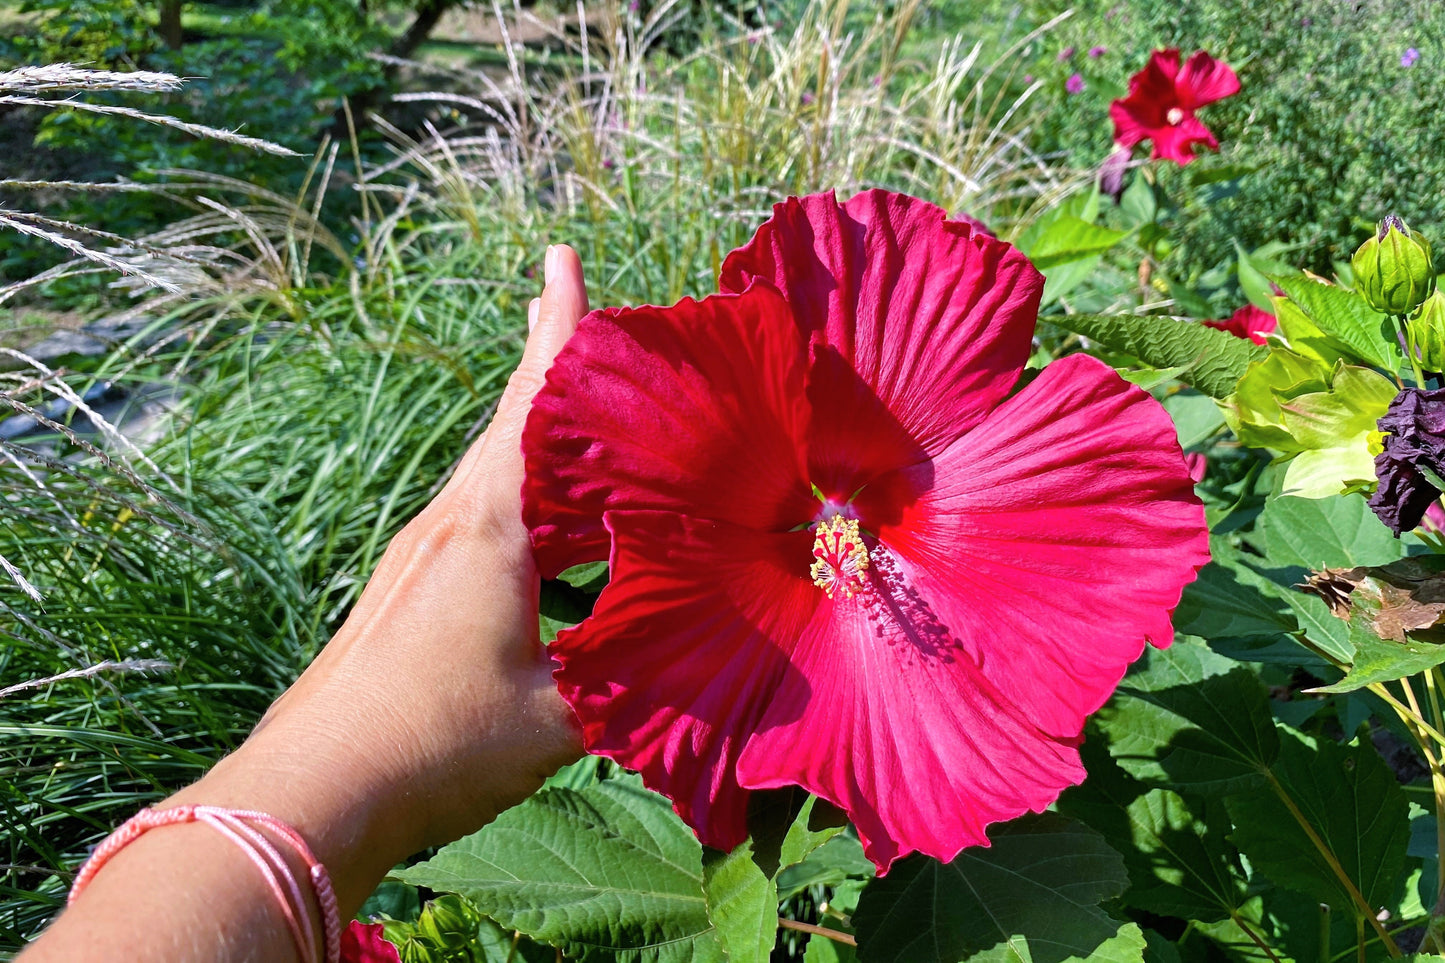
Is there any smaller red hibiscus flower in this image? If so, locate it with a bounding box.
[1111,49,1240,165]
[1203,304,1277,345]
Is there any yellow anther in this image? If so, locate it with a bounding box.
[810,516,870,599]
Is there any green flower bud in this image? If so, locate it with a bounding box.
[1352,214,1436,315]
[417,896,480,951]
[1410,290,1445,372]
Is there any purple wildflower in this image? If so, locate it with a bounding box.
[1066,73,1086,94]
[1402,48,1421,68]
[1088,46,1106,58]
[1057,46,1076,61]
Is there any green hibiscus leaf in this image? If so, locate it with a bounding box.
[1279,589,1353,663]
[1255,494,1402,570]
[1269,274,1398,371]
[358,879,421,924]
[1162,389,1226,449]
[777,793,848,874]
[1310,601,1445,693]
[1235,241,1295,314]
[1272,294,1349,367]
[1189,890,1358,963]
[852,814,1144,963]
[1059,744,1246,923]
[1172,557,1296,640]
[1225,729,1409,918]
[394,774,726,963]
[1223,346,1332,450]
[745,787,845,879]
[1017,213,1128,270]
[805,934,860,962]
[703,840,778,963]
[1014,203,1126,306]
[1094,642,1278,795]
[776,832,874,901]
[557,560,609,592]
[1048,313,1267,398]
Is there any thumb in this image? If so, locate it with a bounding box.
[510,243,589,421]
[451,244,589,495]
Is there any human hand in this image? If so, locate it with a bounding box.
[168,244,589,904]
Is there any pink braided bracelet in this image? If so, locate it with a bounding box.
[68,805,341,963]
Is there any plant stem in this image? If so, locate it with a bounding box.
[778,918,858,946]
[1265,769,1401,957]
[1400,312,1427,386]
[1425,672,1445,909]
[1231,912,1285,963]
[1393,676,1445,939]
[1370,681,1445,746]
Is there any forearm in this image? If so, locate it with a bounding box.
[17,244,587,962]
[19,713,417,963]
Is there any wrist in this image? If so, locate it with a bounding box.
[167,705,422,914]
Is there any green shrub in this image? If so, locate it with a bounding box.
[1020,0,1445,284]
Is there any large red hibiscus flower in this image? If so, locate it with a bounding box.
[1110,49,1240,165]
[521,190,1209,872]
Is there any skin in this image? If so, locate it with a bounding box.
[19,245,591,963]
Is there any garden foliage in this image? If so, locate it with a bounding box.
[7,1,1445,962]
[1025,0,1445,293]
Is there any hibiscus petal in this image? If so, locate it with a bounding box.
[341,922,400,963]
[855,353,1209,740]
[1144,47,1182,85]
[1177,50,1241,108]
[734,544,1085,873]
[551,511,821,850]
[522,284,815,577]
[718,190,1042,456]
[1108,99,1152,150]
[1119,49,1181,125]
[1149,113,1219,164]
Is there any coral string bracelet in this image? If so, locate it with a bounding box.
[68,805,341,963]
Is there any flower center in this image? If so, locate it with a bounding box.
[810,516,870,599]
[1166,107,1184,125]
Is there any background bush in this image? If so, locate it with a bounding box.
[1016,0,1445,291]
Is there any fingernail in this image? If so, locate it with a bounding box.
[527,297,541,332]
[544,245,558,285]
